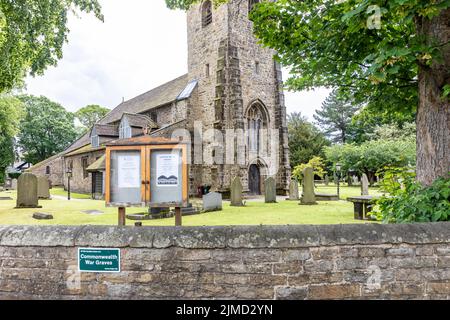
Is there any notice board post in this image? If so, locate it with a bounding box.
[105,136,189,226]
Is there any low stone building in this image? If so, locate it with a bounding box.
[28,0,291,199]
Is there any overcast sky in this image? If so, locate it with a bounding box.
[24,0,330,121]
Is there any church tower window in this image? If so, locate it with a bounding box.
[247,102,268,153]
[202,1,213,27]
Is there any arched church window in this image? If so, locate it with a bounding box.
[247,102,268,153]
[248,0,260,14]
[202,1,213,27]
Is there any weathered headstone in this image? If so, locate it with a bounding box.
[264,177,277,203]
[32,212,53,220]
[352,176,359,185]
[16,173,41,208]
[287,179,299,201]
[324,175,330,186]
[37,177,51,200]
[230,177,244,207]
[11,179,18,190]
[4,178,12,190]
[300,167,317,205]
[361,174,370,196]
[203,192,223,212]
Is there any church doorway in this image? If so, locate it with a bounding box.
[248,164,261,195]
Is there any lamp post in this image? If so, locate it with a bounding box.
[336,163,342,199]
[66,168,72,201]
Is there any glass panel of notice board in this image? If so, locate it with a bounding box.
[109,150,142,205]
[150,149,183,205]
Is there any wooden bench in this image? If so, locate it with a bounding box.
[347,196,379,220]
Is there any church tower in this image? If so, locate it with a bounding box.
[187,0,291,195]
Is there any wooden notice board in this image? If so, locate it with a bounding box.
[105,137,189,208]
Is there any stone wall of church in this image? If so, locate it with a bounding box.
[27,156,64,187]
[187,1,290,195]
[63,150,106,195]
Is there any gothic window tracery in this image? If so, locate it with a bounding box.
[202,1,213,27]
[247,102,268,153]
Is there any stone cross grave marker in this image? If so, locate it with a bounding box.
[37,177,51,200]
[230,177,244,207]
[300,167,317,205]
[287,179,299,201]
[264,177,277,203]
[361,174,370,196]
[16,173,41,209]
[203,192,223,212]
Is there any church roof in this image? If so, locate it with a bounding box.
[121,113,158,129]
[99,74,189,125]
[92,124,119,137]
[61,74,190,156]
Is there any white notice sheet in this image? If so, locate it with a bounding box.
[156,153,179,187]
[118,155,140,188]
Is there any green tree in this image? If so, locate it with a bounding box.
[167,0,450,185]
[248,0,450,186]
[292,156,327,182]
[288,112,330,167]
[75,104,110,130]
[324,138,416,185]
[0,95,22,182]
[0,0,103,93]
[17,95,77,164]
[313,89,361,144]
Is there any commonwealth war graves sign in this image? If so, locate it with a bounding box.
[78,248,121,273]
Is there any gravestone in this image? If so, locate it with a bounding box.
[352,176,359,185]
[203,192,223,212]
[264,177,277,203]
[300,167,317,205]
[16,173,41,209]
[11,179,18,190]
[37,177,51,200]
[32,212,53,220]
[361,174,370,196]
[324,175,330,186]
[4,179,12,190]
[287,179,299,201]
[230,177,244,207]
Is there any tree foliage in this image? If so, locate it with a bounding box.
[0,0,103,93]
[288,112,330,167]
[0,95,22,182]
[248,0,450,116]
[314,89,361,143]
[373,167,450,223]
[75,104,109,130]
[324,137,416,184]
[17,95,77,164]
[292,156,327,182]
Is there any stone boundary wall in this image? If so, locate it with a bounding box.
[0,223,449,300]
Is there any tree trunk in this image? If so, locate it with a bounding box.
[415,9,450,186]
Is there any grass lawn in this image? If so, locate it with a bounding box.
[0,185,382,226]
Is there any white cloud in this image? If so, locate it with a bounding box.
[24,0,329,120]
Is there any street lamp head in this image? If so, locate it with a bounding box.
[336,163,342,172]
[66,168,72,178]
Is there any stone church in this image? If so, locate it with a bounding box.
[29,0,291,198]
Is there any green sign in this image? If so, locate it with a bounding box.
[78,248,121,273]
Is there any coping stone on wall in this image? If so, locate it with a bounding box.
[0,222,450,249]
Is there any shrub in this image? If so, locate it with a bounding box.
[8,172,21,180]
[372,167,450,223]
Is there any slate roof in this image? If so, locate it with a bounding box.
[93,124,119,137]
[99,74,188,125]
[61,74,189,156]
[122,113,158,129]
[87,155,106,172]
